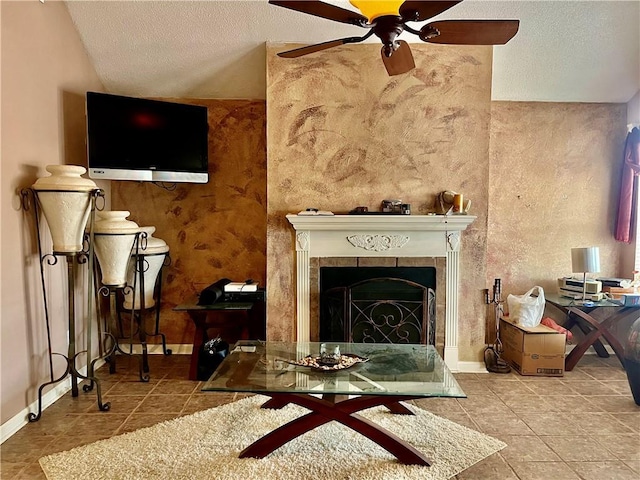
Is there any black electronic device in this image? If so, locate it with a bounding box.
[223,288,266,303]
[197,278,232,305]
[86,91,209,183]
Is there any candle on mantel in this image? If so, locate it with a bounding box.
[453,194,463,213]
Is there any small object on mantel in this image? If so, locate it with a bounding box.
[297,210,334,216]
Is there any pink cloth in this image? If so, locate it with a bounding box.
[540,317,573,342]
[615,127,640,243]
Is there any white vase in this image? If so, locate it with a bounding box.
[123,226,170,310]
[93,211,140,287]
[31,165,97,253]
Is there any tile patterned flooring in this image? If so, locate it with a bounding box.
[1,353,639,479]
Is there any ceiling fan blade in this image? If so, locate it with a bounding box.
[400,1,462,22]
[421,20,520,45]
[269,1,367,25]
[277,37,363,58]
[381,40,416,76]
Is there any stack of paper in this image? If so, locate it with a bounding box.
[224,282,258,292]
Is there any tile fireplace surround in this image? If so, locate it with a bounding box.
[286,214,476,372]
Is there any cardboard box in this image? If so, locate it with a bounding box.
[603,286,636,299]
[499,317,566,376]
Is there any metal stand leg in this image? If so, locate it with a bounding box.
[143,254,172,356]
[28,253,111,422]
[99,287,149,382]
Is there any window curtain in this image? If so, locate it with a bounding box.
[615,127,640,243]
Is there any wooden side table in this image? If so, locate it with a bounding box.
[545,293,638,371]
[174,300,265,380]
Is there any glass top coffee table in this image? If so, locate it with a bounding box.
[202,340,465,466]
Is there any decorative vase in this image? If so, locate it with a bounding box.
[123,226,169,310]
[624,317,640,405]
[31,165,97,253]
[93,211,140,287]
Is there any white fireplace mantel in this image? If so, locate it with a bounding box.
[286,214,476,371]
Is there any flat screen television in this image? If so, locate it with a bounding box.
[86,92,209,183]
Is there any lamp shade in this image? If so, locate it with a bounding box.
[571,247,601,273]
[350,0,404,21]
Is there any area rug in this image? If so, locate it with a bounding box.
[39,395,505,480]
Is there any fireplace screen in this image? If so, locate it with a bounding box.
[320,268,436,345]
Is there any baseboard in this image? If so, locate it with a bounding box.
[456,361,488,373]
[0,359,107,444]
[124,343,193,355]
[1,346,193,444]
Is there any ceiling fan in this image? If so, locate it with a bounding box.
[269,0,519,76]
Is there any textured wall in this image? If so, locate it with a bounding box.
[266,43,493,359]
[113,60,630,364]
[112,100,266,344]
[487,101,630,318]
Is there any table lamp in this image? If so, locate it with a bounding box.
[571,247,601,301]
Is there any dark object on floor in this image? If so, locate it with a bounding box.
[624,317,640,405]
[198,278,232,305]
[625,358,640,406]
[484,345,511,374]
[197,337,229,381]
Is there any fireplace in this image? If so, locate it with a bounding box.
[286,214,476,371]
[320,266,437,346]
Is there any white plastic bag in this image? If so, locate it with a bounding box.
[507,286,545,327]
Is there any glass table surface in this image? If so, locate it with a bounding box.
[202,341,465,398]
[545,293,623,308]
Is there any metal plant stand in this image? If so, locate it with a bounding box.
[22,188,110,422]
[90,232,150,382]
[116,252,173,358]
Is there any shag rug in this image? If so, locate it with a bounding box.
[39,395,505,480]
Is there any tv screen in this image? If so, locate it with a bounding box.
[86,92,209,183]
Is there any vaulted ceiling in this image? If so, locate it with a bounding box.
[66,0,639,103]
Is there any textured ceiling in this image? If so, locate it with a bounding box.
[65,0,640,102]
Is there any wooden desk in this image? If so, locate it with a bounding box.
[545,294,638,371]
[174,300,265,380]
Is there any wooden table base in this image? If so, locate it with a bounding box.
[239,393,431,466]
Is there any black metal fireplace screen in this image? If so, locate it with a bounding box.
[320,277,436,345]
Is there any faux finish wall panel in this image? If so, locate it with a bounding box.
[111,100,267,345]
[487,102,630,309]
[266,43,493,359]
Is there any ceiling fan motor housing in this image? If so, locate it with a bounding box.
[373,16,405,56]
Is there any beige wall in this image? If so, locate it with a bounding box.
[1,1,105,428]
[266,43,494,354]
[487,101,629,299]
[265,43,629,362]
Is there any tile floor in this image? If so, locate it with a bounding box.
[1,353,639,479]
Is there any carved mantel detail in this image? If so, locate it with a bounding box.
[347,234,409,252]
[296,231,309,251]
[447,232,460,251]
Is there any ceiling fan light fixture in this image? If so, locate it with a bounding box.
[349,0,404,22]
